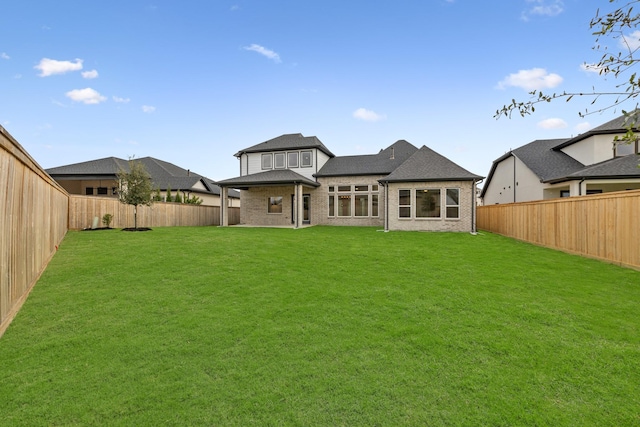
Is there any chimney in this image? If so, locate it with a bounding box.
[187,169,190,176]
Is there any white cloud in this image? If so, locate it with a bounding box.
[575,122,592,133]
[497,68,563,91]
[243,44,281,63]
[522,0,564,21]
[142,105,156,113]
[35,58,83,77]
[581,62,605,74]
[14,74,22,79]
[113,96,130,103]
[230,5,240,11]
[353,108,387,122]
[537,118,567,129]
[1,52,9,60]
[65,88,106,104]
[82,69,98,79]
[620,30,640,51]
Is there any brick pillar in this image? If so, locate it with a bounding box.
[220,187,229,226]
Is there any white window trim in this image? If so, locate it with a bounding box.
[398,189,412,219]
[445,188,460,220]
[415,188,442,219]
[274,152,286,169]
[288,151,299,168]
[301,150,313,168]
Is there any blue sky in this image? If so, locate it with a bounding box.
[1,0,634,182]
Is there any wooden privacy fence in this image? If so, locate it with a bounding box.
[69,195,240,229]
[477,190,640,270]
[1,126,69,337]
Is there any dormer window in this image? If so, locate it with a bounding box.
[262,153,273,170]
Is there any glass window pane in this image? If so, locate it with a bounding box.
[372,194,378,217]
[338,195,351,216]
[355,194,368,216]
[328,186,334,193]
[338,185,351,192]
[399,189,411,205]
[262,154,272,169]
[372,184,379,192]
[328,195,335,216]
[416,189,441,218]
[288,152,299,168]
[399,206,411,218]
[274,153,286,169]
[301,150,312,167]
[446,207,459,218]
[446,189,459,205]
[355,185,368,192]
[85,187,94,195]
[268,196,282,213]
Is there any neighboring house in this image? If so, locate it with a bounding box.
[46,157,240,207]
[482,113,640,205]
[215,134,483,231]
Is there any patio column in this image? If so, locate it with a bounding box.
[295,183,303,228]
[220,187,229,227]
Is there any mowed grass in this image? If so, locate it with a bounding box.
[1,226,639,426]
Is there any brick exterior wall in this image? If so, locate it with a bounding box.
[385,181,476,232]
[239,179,477,232]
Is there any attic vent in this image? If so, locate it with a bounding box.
[390,147,395,160]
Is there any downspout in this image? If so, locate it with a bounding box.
[384,182,389,232]
[579,178,585,196]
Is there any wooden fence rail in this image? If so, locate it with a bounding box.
[69,195,240,229]
[1,126,69,337]
[477,190,640,270]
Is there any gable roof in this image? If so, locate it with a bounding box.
[215,169,320,189]
[380,145,483,183]
[315,140,418,177]
[513,138,585,181]
[46,156,239,198]
[234,133,335,158]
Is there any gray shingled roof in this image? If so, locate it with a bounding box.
[381,145,483,183]
[215,169,320,188]
[548,153,640,182]
[315,140,418,176]
[234,133,335,157]
[513,138,585,181]
[553,111,640,149]
[46,156,239,198]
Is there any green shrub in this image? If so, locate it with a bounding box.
[102,213,113,227]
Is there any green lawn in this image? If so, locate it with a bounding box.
[1,226,639,426]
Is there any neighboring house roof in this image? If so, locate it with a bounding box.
[315,140,418,177]
[233,133,336,158]
[553,112,640,150]
[480,139,583,197]
[46,156,239,198]
[215,169,320,188]
[547,153,640,183]
[380,145,483,183]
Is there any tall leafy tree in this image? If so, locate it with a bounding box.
[496,0,640,142]
[117,158,153,229]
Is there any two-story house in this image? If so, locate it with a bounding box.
[215,134,483,231]
[481,113,640,205]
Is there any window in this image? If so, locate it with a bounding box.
[586,189,603,195]
[328,186,335,192]
[288,152,299,168]
[274,153,286,169]
[615,140,639,156]
[355,185,368,192]
[85,187,94,195]
[355,194,368,216]
[262,154,273,170]
[328,195,335,216]
[268,196,282,213]
[372,194,379,217]
[445,188,459,219]
[399,189,411,218]
[560,190,570,198]
[338,185,351,192]
[301,150,312,167]
[416,189,441,218]
[97,187,108,195]
[338,195,351,216]
[372,184,379,191]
